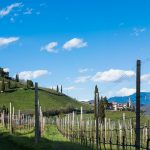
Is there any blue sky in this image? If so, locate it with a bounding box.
[1,0,150,101]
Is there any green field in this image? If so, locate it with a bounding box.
[0,88,91,113]
[0,125,91,150]
[0,110,149,150]
[82,111,150,126]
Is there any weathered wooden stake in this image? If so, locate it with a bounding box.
[96,92,99,150]
[9,102,12,134]
[135,60,141,150]
[35,82,41,143]
[18,110,20,125]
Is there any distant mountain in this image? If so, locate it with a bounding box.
[86,92,150,106]
[88,100,94,104]
[108,92,150,105]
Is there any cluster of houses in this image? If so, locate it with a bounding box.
[106,98,134,111]
[85,97,134,111]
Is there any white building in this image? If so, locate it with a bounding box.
[111,98,132,111]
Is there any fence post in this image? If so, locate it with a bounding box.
[146,139,150,150]
[135,60,141,150]
[35,82,41,143]
[95,89,99,150]
[9,102,12,134]
[110,137,112,150]
[122,136,125,150]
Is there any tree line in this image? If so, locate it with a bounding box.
[0,67,34,92]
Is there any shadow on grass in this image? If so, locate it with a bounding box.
[4,89,17,93]
[0,132,91,150]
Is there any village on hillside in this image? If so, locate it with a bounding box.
[85,98,134,111]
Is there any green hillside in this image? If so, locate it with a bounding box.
[0,88,91,113]
[0,68,91,113]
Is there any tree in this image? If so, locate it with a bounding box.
[103,96,108,103]
[8,80,11,89]
[16,74,19,82]
[27,80,34,89]
[0,68,4,77]
[94,85,99,118]
[0,68,9,78]
[102,96,108,108]
[1,79,5,92]
[99,97,105,123]
[61,85,63,93]
[56,85,59,93]
[94,85,105,122]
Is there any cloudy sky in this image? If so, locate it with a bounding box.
[1,0,150,101]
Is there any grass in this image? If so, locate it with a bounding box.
[0,76,91,113]
[0,110,149,150]
[105,111,150,125]
[83,111,135,120]
[82,111,150,126]
[0,125,91,150]
[0,88,91,113]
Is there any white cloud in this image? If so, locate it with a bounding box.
[78,68,93,73]
[18,70,50,80]
[141,74,150,84]
[48,86,56,89]
[106,91,114,98]
[64,86,76,91]
[91,69,135,82]
[116,88,136,96]
[132,27,146,36]
[63,38,87,50]
[0,37,19,46]
[41,42,58,53]
[80,99,89,102]
[24,8,33,15]
[0,3,23,18]
[3,68,10,72]
[75,76,91,83]
[79,68,88,73]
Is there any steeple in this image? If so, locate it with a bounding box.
[128,97,131,108]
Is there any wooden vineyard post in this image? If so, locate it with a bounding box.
[18,110,20,125]
[9,102,12,134]
[77,117,79,143]
[12,106,14,120]
[65,116,67,137]
[80,107,83,145]
[105,118,107,143]
[95,86,99,150]
[2,110,4,127]
[135,60,141,150]
[72,111,75,142]
[7,113,9,130]
[130,119,133,146]
[35,82,41,143]
[147,120,150,149]
[39,106,43,135]
[68,114,70,139]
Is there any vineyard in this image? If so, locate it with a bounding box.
[0,60,149,150]
[0,104,91,150]
[56,111,150,150]
[0,102,150,150]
